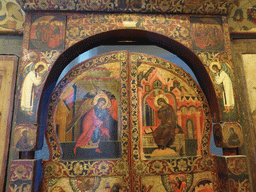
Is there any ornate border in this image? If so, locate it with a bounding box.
[18,0,233,15]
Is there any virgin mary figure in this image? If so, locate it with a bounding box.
[152,94,177,150]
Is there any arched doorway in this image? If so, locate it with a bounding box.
[38,29,220,127]
[39,50,218,191]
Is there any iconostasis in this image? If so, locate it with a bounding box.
[6,0,253,191]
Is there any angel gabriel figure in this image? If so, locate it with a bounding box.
[66,90,118,155]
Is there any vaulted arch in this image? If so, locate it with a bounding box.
[38,29,220,132]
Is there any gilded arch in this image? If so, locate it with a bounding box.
[38,28,221,130]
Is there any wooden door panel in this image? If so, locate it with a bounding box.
[129,52,216,191]
[42,51,131,191]
[42,51,216,191]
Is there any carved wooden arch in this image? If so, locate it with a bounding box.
[38,29,220,134]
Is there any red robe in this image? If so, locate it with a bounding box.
[175,181,187,192]
[73,108,109,154]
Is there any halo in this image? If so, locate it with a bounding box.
[29,52,37,60]
[93,93,111,109]
[35,61,48,74]
[209,62,222,73]
[154,94,169,108]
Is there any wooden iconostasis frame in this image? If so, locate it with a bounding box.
[11,11,248,190]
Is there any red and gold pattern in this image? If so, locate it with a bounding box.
[8,160,38,192]
[17,0,233,15]
[216,156,251,192]
[16,11,239,128]
[65,13,192,49]
[11,5,246,191]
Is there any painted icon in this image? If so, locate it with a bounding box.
[30,15,65,51]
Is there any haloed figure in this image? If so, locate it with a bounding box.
[16,130,31,150]
[212,64,234,113]
[74,98,111,154]
[153,98,177,150]
[228,127,240,146]
[20,64,45,116]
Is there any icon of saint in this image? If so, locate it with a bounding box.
[71,92,117,155]
[20,62,47,116]
[210,62,234,113]
[152,96,177,150]
[228,127,240,146]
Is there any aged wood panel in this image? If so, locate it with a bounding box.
[0,55,18,191]
[232,39,256,191]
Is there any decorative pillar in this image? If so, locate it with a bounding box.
[216,155,251,192]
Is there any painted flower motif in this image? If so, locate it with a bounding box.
[122,119,127,126]
[134,161,146,175]
[156,27,166,35]
[88,1,102,10]
[38,0,49,9]
[202,156,215,170]
[44,162,58,177]
[14,164,27,179]
[228,159,247,175]
[98,162,110,174]
[133,148,139,156]
[74,163,84,175]
[156,1,171,12]
[115,161,128,175]
[155,15,166,24]
[177,159,188,172]
[68,26,81,39]
[179,27,190,38]
[55,0,74,9]
[236,159,247,173]
[152,161,163,173]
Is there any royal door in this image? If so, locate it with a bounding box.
[42,51,216,191]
